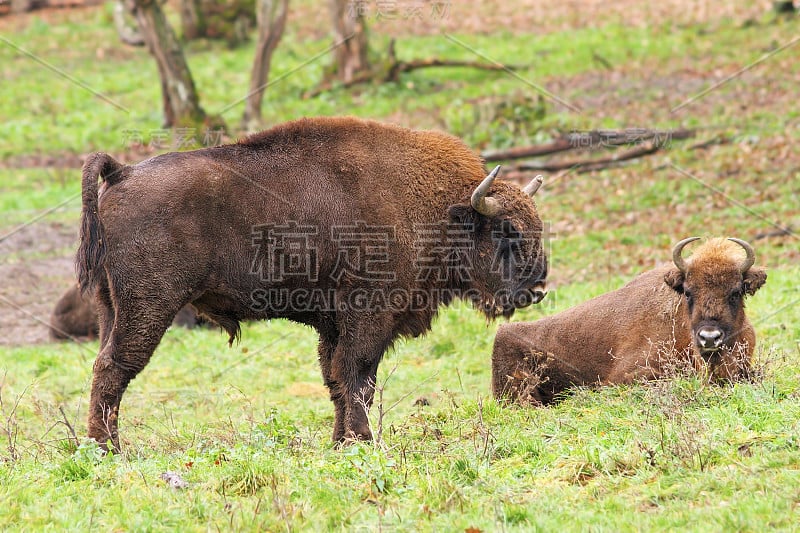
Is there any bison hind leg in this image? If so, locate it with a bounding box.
[87,296,183,452]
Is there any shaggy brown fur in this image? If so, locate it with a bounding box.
[50,284,206,341]
[492,238,766,405]
[77,116,548,451]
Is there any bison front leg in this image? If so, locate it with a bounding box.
[328,320,393,443]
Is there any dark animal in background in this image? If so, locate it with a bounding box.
[50,284,206,341]
[492,237,766,405]
[77,116,548,451]
[50,284,99,340]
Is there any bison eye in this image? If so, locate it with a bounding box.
[495,219,520,239]
[728,290,742,304]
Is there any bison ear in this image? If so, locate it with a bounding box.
[448,203,479,226]
[743,267,766,296]
[664,268,685,293]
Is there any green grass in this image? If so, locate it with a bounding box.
[2,4,798,157]
[2,2,800,530]
[1,270,798,530]
[0,168,81,226]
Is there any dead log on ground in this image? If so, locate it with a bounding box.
[483,128,695,162]
[512,141,662,174]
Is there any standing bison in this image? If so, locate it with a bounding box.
[78,117,548,451]
[492,237,766,405]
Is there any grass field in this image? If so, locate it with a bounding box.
[1,1,799,530]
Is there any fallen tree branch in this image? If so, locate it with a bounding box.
[513,141,662,173]
[58,405,80,448]
[482,138,574,162]
[303,39,521,99]
[592,52,613,70]
[754,226,794,240]
[483,128,695,162]
[302,70,376,99]
[385,57,514,81]
[688,135,731,151]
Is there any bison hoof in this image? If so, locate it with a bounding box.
[336,429,373,447]
[87,437,118,455]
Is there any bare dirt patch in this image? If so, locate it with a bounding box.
[0,1,776,40]
[0,219,78,346]
[287,0,776,40]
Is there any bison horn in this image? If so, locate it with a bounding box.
[727,238,755,273]
[471,165,503,217]
[523,175,543,197]
[672,236,701,273]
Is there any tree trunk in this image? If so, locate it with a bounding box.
[243,0,289,129]
[773,1,795,14]
[180,0,255,47]
[180,0,205,40]
[328,0,370,82]
[128,0,221,130]
[114,1,144,46]
[10,0,36,13]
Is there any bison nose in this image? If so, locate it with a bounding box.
[530,281,547,304]
[511,282,547,308]
[697,327,723,350]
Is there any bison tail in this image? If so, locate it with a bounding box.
[76,152,125,293]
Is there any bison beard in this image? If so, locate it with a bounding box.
[76,117,548,451]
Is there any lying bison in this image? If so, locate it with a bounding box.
[50,284,205,341]
[50,284,99,341]
[492,237,766,405]
[77,117,548,450]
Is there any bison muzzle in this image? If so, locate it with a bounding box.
[492,237,765,405]
[77,117,548,451]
